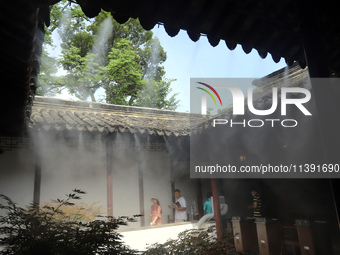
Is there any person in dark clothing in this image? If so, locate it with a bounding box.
[248,187,262,217]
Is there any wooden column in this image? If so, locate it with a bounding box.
[211,177,222,242]
[302,23,340,163]
[196,179,204,218]
[106,135,113,218]
[138,148,145,227]
[301,7,340,229]
[170,150,176,222]
[33,132,42,205]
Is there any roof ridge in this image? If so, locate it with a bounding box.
[30,97,206,136]
[252,62,308,87]
[34,96,190,116]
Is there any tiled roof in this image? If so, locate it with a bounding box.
[27,65,311,136]
[3,0,340,137]
[30,97,205,136]
[73,0,340,72]
[251,63,310,101]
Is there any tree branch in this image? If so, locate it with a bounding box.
[48,1,70,33]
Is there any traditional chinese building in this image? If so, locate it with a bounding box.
[1,96,206,228]
[191,63,340,252]
[1,0,340,252]
[1,62,339,252]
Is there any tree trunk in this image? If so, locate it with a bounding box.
[89,90,96,102]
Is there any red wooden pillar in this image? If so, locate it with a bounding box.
[211,177,222,242]
[196,179,204,218]
[106,135,113,218]
[33,131,42,205]
[169,151,175,222]
[138,148,145,227]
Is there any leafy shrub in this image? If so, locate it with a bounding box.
[0,189,137,255]
[143,227,238,255]
[41,200,104,222]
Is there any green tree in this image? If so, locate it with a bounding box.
[38,1,178,110]
[37,48,63,96]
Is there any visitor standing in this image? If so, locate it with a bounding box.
[169,189,187,222]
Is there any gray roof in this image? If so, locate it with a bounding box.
[29,96,205,136]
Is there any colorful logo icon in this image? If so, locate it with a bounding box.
[196,82,223,106]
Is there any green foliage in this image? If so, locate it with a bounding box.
[38,0,178,110]
[36,48,64,96]
[206,107,214,115]
[41,201,104,222]
[143,228,238,255]
[217,105,233,114]
[136,79,178,110]
[102,38,144,105]
[0,189,137,255]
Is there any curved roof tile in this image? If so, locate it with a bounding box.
[69,0,340,71]
[30,97,204,136]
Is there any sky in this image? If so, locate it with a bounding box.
[151,25,287,112]
[53,23,287,112]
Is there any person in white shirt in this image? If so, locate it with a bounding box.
[168,189,187,222]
